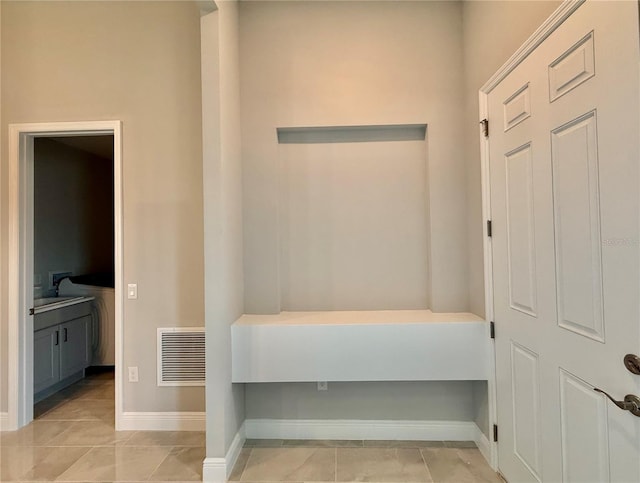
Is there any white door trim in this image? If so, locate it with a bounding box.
[480,0,586,95]
[7,120,123,431]
[477,0,586,472]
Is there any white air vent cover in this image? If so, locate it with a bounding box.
[157,328,205,386]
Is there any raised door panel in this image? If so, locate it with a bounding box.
[59,316,90,380]
[34,326,60,394]
[505,143,538,316]
[511,342,542,481]
[504,83,531,131]
[559,369,610,482]
[551,111,604,341]
[549,32,595,102]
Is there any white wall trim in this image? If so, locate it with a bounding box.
[474,425,492,467]
[0,412,9,432]
[244,418,478,442]
[202,457,226,483]
[479,87,499,472]
[7,121,123,431]
[119,411,206,431]
[225,423,247,477]
[480,0,585,94]
[203,422,246,483]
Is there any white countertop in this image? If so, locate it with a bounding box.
[33,296,95,314]
[234,309,484,326]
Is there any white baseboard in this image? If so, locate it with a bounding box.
[118,411,205,431]
[202,457,226,483]
[224,423,246,477]
[0,412,8,432]
[244,418,478,441]
[474,426,493,468]
[203,423,246,483]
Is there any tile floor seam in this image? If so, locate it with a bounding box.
[418,447,434,483]
[55,445,100,481]
[41,422,76,447]
[142,445,172,482]
[119,430,137,446]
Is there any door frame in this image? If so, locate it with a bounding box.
[478,0,587,473]
[7,120,123,430]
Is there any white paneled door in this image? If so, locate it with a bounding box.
[488,2,640,482]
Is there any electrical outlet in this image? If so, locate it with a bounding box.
[317,381,328,391]
[128,366,139,383]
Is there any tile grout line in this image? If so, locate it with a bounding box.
[144,444,174,481]
[418,447,435,483]
[53,444,97,481]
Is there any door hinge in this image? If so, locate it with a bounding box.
[487,220,492,237]
[480,118,489,138]
[493,424,499,442]
[490,321,495,339]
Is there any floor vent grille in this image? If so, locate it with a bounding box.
[157,328,205,386]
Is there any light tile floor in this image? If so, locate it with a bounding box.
[0,370,205,482]
[230,440,503,483]
[1,372,501,483]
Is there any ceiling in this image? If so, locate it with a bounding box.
[48,135,114,160]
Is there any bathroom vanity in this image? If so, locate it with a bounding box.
[33,296,94,401]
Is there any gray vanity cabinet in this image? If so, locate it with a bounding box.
[59,316,90,379]
[33,301,91,397]
[34,325,61,394]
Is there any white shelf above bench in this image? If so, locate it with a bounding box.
[232,310,489,383]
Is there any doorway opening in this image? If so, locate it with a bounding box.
[31,135,116,423]
[7,121,123,431]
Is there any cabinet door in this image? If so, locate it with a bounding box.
[34,326,60,393]
[60,316,90,380]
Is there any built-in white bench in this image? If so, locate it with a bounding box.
[232,310,489,383]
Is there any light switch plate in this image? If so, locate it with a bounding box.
[127,283,138,299]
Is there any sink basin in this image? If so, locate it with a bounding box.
[34,296,83,308]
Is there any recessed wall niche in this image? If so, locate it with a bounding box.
[277,124,430,311]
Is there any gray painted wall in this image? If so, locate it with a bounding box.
[471,380,489,437]
[246,382,476,422]
[240,0,468,314]
[1,0,205,413]
[280,140,429,310]
[34,138,114,298]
